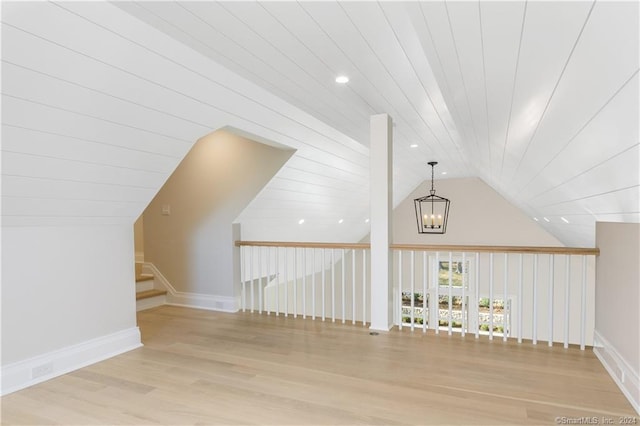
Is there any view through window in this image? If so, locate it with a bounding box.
[401,259,511,336]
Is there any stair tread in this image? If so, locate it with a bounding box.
[136,275,154,283]
[136,289,167,300]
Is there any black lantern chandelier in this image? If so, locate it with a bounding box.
[414,161,450,234]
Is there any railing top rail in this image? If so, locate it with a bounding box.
[235,241,599,255]
[391,244,599,255]
[235,241,370,249]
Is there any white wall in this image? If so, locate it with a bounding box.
[143,130,293,302]
[594,222,640,413]
[394,177,563,246]
[1,225,141,394]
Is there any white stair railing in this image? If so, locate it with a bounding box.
[392,244,599,349]
[237,241,598,349]
[238,242,371,325]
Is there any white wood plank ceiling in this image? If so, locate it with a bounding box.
[2,1,638,246]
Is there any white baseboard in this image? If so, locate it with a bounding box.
[1,327,142,396]
[593,330,640,415]
[135,252,144,263]
[145,262,239,313]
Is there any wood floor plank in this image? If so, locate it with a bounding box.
[1,305,636,425]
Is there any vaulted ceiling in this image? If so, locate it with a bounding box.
[2,1,638,247]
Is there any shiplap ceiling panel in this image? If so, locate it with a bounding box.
[122,1,367,142]
[3,152,162,189]
[3,64,205,142]
[496,1,593,183]
[522,77,639,202]
[533,145,639,206]
[276,168,368,194]
[2,126,176,174]
[298,0,444,163]
[260,2,379,116]
[509,1,639,190]
[478,1,526,184]
[269,177,368,201]
[3,197,145,219]
[380,2,460,145]
[345,2,452,150]
[1,175,156,204]
[1,26,229,136]
[416,2,483,163]
[3,1,637,245]
[2,96,190,159]
[435,1,485,166]
[208,2,369,136]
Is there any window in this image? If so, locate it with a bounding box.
[478,298,511,336]
[400,257,512,337]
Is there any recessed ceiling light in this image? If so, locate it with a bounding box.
[441,171,447,175]
[298,219,305,225]
[410,144,418,148]
[561,217,569,224]
[365,218,370,223]
[543,217,550,223]
[335,75,349,84]
[338,219,344,224]
[533,217,539,222]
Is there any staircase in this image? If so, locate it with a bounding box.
[135,263,167,311]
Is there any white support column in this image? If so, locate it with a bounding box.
[370,113,393,332]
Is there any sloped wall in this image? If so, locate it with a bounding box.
[143,130,293,301]
[393,177,564,246]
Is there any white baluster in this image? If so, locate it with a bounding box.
[410,250,415,331]
[448,252,453,336]
[341,248,345,324]
[322,249,326,321]
[434,252,439,335]
[517,254,523,343]
[489,253,494,341]
[258,247,263,314]
[352,249,356,325]
[475,253,480,339]
[266,247,270,315]
[302,248,306,319]
[312,248,316,320]
[398,250,403,330]
[362,249,367,326]
[241,246,246,312]
[580,256,587,350]
[564,255,571,349]
[293,248,297,318]
[331,249,335,323]
[250,246,254,313]
[284,247,288,317]
[548,255,554,347]
[462,252,466,337]
[276,247,280,316]
[503,253,508,342]
[533,254,538,345]
[423,251,428,333]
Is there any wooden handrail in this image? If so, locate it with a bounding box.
[235,241,599,255]
[235,241,370,249]
[390,244,599,255]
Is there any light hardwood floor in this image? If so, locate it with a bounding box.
[2,305,636,425]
